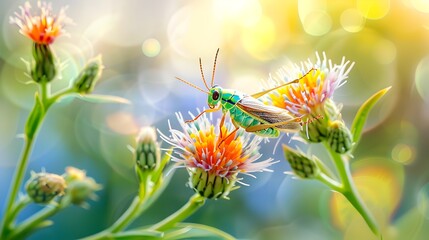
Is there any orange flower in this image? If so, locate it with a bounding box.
[10,1,71,44]
[160,111,275,198]
[264,52,354,119]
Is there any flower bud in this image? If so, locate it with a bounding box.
[327,120,353,154]
[26,172,66,204]
[283,145,320,179]
[189,168,237,199]
[63,167,102,207]
[135,127,160,172]
[73,56,103,94]
[31,43,56,83]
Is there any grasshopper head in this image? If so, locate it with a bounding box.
[208,85,222,109]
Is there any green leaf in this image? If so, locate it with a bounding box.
[76,94,131,104]
[111,230,163,240]
[350,86,391,151]
[25,92,45,139]
[163,223,236,240]
[59,93,130,104]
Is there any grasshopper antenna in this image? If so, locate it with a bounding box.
[211,48,220,87]
[199,58,211,91]
[175,77,209,94]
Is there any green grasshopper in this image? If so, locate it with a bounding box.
[176,49,313,139]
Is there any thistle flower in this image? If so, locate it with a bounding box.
[10,1,71,44]
[160,112,276,199]
[263,52,354,142]
[26,171,67,204]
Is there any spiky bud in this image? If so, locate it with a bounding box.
[31,43,56,83]
[73,56,103,94]
[26,172,66,204]
[283,145,320,179]
[135,127,160,172]
[189,168,237,199]
[327,120,353,154]
[63,167,101,207]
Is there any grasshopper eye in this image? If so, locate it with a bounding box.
[212,90,220,101]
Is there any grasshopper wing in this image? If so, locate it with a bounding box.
[237,96,301,132]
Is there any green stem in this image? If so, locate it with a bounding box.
[0,137,36,238]
[0,83,51,238]
[8,203,63,240]
[82,182,151,240]
[325,143,380,236]
[316,172,342,192]
[150,194,205,232]
[8,196,32,228]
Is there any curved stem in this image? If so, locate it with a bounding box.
[0,137,36,238]
[8,203,63,240]
[82,182,151,240]
[325,143,380,236]
[150,194,205,232]
[316,172,342,193]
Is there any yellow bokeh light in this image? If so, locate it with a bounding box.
[340,8,365,33]
[241,17,276,59]
[213,0,262,27]
[373,39,397,65]
[357,0,390,20]
[411,0,429,13]
[330,159,404,230]
[392,143,415,165]
[142,38,161,58]
[302,10,332,36]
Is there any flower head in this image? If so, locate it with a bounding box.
[160,112,276,199]
[263,52,354,142]
[10,1,71,44]
[264,52,354,119]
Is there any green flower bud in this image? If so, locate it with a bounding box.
[189,168,237,199]
[283,145,320,179]
[135,127,160,172]
[327,120,353,154]
[31,43,56,83]
[300,111,329,143]
[73,56,103,94]
[63,167,102,207]
[26,172,66,204]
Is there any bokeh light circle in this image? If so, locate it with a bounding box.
[357,0,390,20]
[415,56,429,103]
[302,10,332,36]
[142,38,161,58]
[391,143,415,165]
[241,16,277,60]
[340,8,365,33]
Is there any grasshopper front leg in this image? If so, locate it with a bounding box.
[185,106,222,123]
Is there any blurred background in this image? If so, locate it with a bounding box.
[1,0,429,239]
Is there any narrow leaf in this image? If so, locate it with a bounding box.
[351,86,391,150]
[163,223,236,240]
[112,229,163,240]
[76,94,131,104]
